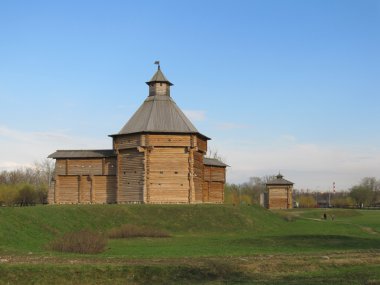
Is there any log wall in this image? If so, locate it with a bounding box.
[54,158,116,176]
[104,158,117,175]
[51,134,224,204]
[114,134,141,149]
[203,165,225,203]
[118,149,144,203]
[193,151,204,202]
[56,176,79,204]
[267,186,293,209]
[196,137,207,153]
[79,175,92,203]
[146,134,191,147]
[147,147,189,203]
[93,176,117,203]
[53,175,117,204]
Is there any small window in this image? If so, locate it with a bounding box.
[174,171,178,174]
[160,171,163,174]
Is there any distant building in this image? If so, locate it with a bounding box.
[263,173,294,209]
[48,65,227,204]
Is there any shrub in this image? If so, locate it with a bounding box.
[36,185,48,204]
[0,185,18,206]
[108,224,171,239]
[14,184,37,206]
[0,183,45,206]
[48,230,107,254]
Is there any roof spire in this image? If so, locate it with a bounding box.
[154,60,160,70]
[146,62,173,86]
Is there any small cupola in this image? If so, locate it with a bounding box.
[146,61,173,97]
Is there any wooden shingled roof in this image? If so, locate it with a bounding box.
[203,157,229,167]
[266,173,294,186]
[146,67,173,86]
[112,67,209,139]
[48,149,116,159]
[116,95,205,136]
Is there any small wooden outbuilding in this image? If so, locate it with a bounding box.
[48,65,227,204]
[264,174,294,209]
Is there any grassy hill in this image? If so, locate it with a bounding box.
[0,204,282,254]
[1,204,380,284]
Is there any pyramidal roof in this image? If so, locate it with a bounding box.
[266,173,294,186]
[113,66,209,139]
[146,67,173,86]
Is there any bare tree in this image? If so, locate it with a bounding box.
[206,148,226,163]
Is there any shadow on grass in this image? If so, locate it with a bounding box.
[232,235,380,251]
[257,265,380,285]
[0,262,249,285]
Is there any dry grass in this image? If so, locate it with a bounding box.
[48,230,107,254]
[108,224,171,239]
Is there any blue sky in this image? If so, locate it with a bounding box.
[0,0,379,190]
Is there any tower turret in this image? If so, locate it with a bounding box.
[146,62,173,97]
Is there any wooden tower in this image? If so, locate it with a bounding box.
[110,65,210,203]
[48,65,227,204]
[265,173,294,209]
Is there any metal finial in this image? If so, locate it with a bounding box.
[154,60,160,70]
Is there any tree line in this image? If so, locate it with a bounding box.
[224,176,380,208]
[0,159,54,206]
[224,176,275,205]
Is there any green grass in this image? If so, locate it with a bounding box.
[1,204,380,284]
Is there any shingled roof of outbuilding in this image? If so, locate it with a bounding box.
[203,157,229,167]
[48,149,116,159]
[266,173,294,186]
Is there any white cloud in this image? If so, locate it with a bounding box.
[0,125,110,171]
[183,110,206,121]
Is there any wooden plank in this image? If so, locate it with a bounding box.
[146,134,191,147]
[209,182,224,203]
[55,160,66,175]
[118,149,144,203]
[66,159,103,176]
[93,176,117,203]
[144,148,148,203]
[193,151,204,202]
[202,181,209,202]
[189,148,195,203]
[54,175,59,203]
[57,175,79,204]
[80,175,91,203]
[197,136,207,153]
[114,134,141,150]
[210,167,226,182]
[268,186,293,209]
[104,157,117,175]
[147,147,190,203]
